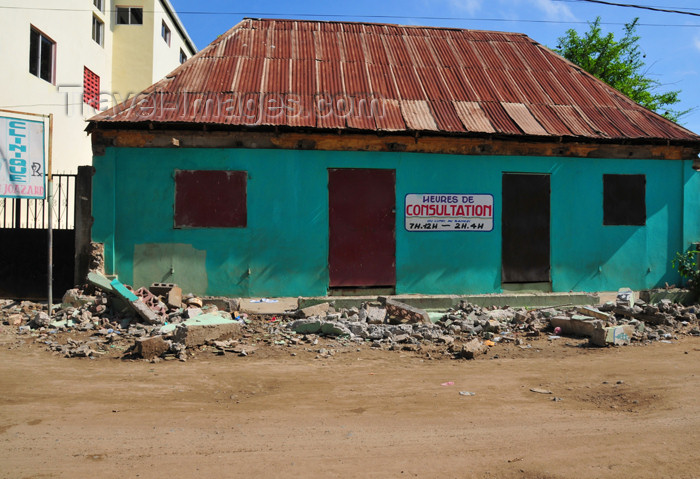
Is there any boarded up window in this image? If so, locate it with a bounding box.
[603,174,646,226]
[174,170,247,228]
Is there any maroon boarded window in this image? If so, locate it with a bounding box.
[174,170,247,228]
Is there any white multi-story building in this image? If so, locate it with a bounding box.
[0,0,197,174]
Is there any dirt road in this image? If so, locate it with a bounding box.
[1,333,699,479]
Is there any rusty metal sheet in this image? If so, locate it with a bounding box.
[342,62,370,95]
[392,65,425,100]
[362,32,390,65]
[551,105,597,137]
[291,29,314,60]
[461,67,496,102]
[578,106,623,138]
[429,101,465,132]
[416,67,451,101]
[454,101,495,133]
[367,63,398,98]
[267,27,292,59]
[374,98,405,131]
[90,18,700,145]
[528,104,573,137]
[502,103,548,136]
[346,94,379,131]
[290,59,315,95]
[403,36,435,67]
[481,102,521,135]
[339,32,365,63]
[440,67,475,101]
[400,100,438,131]
[315,31,341,61]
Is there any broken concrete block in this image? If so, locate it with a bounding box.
[289,319,323,334]
[366,306,386,324]
[320,321,351,336]
[201,297,239,312]
[29,312,51,329]
[61,289,93,309]
[7,314,23,326]
[149,283,176,297]
[456,338,486,359]
[299,302,332,319]
[87,271,115,294]
[134,335,170,359]
[385,298,430,325]
[550,315,602,337]
[184,307,203,319]
[576,306,611,321]
[110,278,138,302]
[166,286,183,309]
[171,313,242,347]
[130,299,160,325]
[590,325,635,347]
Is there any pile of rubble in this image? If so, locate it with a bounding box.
[1,278,699,361]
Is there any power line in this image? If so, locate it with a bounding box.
[2,5,700,27]
[562,0,700,17]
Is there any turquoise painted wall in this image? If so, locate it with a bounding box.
[92,148,700,296]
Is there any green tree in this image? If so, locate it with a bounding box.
[554,17,688,123]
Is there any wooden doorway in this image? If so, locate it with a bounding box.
[502,173,551,283]
[328,168,396,289]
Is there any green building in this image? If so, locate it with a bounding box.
[88,18,700,297]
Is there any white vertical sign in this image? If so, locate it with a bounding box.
[0,116,46,199]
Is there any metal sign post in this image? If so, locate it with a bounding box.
[0,108,52,313]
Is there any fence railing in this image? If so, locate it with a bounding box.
[0,174,76,229]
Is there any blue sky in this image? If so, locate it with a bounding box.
[169,0,700,134]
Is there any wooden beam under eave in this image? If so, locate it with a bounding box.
[90,128,700,161]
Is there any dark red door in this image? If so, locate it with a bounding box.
[328,168,396,288]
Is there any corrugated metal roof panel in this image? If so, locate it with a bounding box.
[401,100,438,131]
[392,65,425,100]
[416,66,451,101]
[528,104,573,137]
[367,63,398,98]
[502,103,548,136]
[552,105,597,137]
[91,18,700,144]
[430,101,465,132]
[482,102,522,135]
[375,98,405,131]
[454,101,495,133]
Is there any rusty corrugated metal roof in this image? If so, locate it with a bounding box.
[91,18,700,143]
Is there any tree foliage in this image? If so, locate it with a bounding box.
[554,17,687,123]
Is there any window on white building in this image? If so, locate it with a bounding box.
[116,6,143,25]
[92,15,104,46]
[180,48,187,64]
[93,0,104,12]
[29,26,55,84]
[162,21,171,46]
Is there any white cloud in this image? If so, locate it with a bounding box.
[448,0,483,15]
[532,0,576,21]
[694,35,700,52]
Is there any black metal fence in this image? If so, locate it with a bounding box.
[0,174,76,229]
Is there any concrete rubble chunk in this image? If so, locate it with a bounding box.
[299,302,332,319]
[590,324,635,347]
[30,312,51,329]
[365,306,386,324]
[289,319,323,334]
[171,313,242,347]
[456,338,486,359]
[385,298,431,325]
[134,335,170,359]
[320,321,352,336]
[550,315,603,337]
[130,299,160,325]
[576,306,611,321]
[166,286,183,309]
